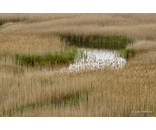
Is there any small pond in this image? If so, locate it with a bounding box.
[56,46,126,74]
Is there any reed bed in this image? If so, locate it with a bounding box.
[0,33,83,67]
[1,14,156,41]
[58,33,134,46]
[0,18,26,26]
[0,13,156,117]
[15,45,79,67]
[0,13,80,24]
[58,33,135,59]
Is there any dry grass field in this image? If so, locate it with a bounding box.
[0,13,156,117]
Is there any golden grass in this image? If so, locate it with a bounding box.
[0,13,156,117]
[126,40,156,51]
[0,13,80,23]
[1,50,155,117]
[1,14,156,41]
[0,33,65,56]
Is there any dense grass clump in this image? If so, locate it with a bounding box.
[15,46,87,66]
[117,48,148,59]
[0,18,27,26]
[68,42,126,50]
[57,34,134,47]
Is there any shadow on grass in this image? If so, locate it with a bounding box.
[57,33,134,47]
[0,18,28,26]
[1,91,91,117]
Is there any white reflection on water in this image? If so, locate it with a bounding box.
[57,48,126,74]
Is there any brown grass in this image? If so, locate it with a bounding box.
[126,40,156,51]
[0,33,65,56]
[0,13,80,23]
[1,14,156,41]
[0,13,156,117]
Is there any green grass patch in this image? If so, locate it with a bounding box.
[57,33,134,47]
[15,46,88,66]
[114,49,136,59]
[68,42,126,50]
[117,48,149,59]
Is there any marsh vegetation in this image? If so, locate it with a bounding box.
[0,13,156,117]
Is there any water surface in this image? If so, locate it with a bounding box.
[57,47,126,74]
